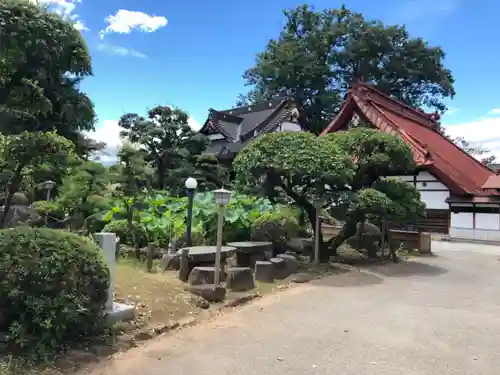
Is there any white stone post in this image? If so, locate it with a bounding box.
[93,232,116,311]
[93,232,135,324]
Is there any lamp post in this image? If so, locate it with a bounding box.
[42,180,56,226]
[213,187,232,285]
[185,177,198,246]
[42,180,56,201]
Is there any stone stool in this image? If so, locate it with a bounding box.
[225,267,256,292]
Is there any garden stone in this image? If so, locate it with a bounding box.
[286,272,314,283]
[225,267,256,292]
[188,266,222,286]
[160,253,180,271]
[254,261,274,282]
[189,284,226,302]
[270,257,290,279]
[178,248,190,282]
[277,253,299,274]
[190,295,210,309]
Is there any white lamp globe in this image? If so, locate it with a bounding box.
[185,177,198,190]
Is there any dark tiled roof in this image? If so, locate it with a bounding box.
[320,82,498,198]
[200,96,305,157]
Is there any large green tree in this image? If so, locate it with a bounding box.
[0,0,96,154]
[118,106,210,192]
[239,5,455,134]
[233,130,424,259]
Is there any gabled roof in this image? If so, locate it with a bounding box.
[200,96,308,158]
[320,82,498,197]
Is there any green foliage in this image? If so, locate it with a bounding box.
[373,178,426,223]
[191,155,230,191]
[103,191,288,247]
[0,228,109,357]
[57,161,110,229]
[325,129,416,187]
[0,131,74,228]
[11,192,28,205]
[0,0,96,154]
[32,200,64,221]
[102,220,148,248]
[251,209,300,244]
[240,4,454,134]
[118,106,209,192]
[173,230,206,249]
[233,132,355,205]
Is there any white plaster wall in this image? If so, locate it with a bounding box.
[389,171,450,210]
[450,212,473,229]
[476,213,500,230]
[450,227,500,242]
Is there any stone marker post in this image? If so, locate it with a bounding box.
[94,232,116,310]
[93,232,135,324]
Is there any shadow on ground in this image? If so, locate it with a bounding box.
[364,260,448,278]
[312,270,384,287]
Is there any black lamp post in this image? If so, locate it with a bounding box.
[185,177,198,246]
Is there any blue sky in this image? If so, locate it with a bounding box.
[37,0,500,161]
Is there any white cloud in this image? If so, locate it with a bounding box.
[444,114,500,161]
[96,43,147,59]
[99,10,167,39]
[488,108,500,115]
[73,20,88,31]
[87,115,201,164]
[30,0,88,31]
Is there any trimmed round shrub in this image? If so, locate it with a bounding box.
[103,219,148,247]
[251,212,300,244]
[31,200,65,228]
[12,192,29,206]
[173,230,206,250]
[0,228,109,355]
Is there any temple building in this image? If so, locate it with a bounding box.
[320,82,500,241]
[199,96,308,164]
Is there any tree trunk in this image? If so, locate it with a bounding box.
[156,160,166,190]
[326,215,359,252]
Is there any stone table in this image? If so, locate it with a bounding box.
[177,246,236,263]
[226,241,273,267]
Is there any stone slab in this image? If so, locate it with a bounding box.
[105,302,135,325]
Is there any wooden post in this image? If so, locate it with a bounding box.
[146,243,155,272]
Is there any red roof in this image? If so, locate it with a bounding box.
[320,82,498,197]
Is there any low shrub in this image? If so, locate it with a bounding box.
[0,228,109,357]
[173,229,206,250]
[31,200,65,228]
[102,220,148,247]
[11,192,29,206]
[251,211,300,244]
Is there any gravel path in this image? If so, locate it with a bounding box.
[84,242,500,375]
